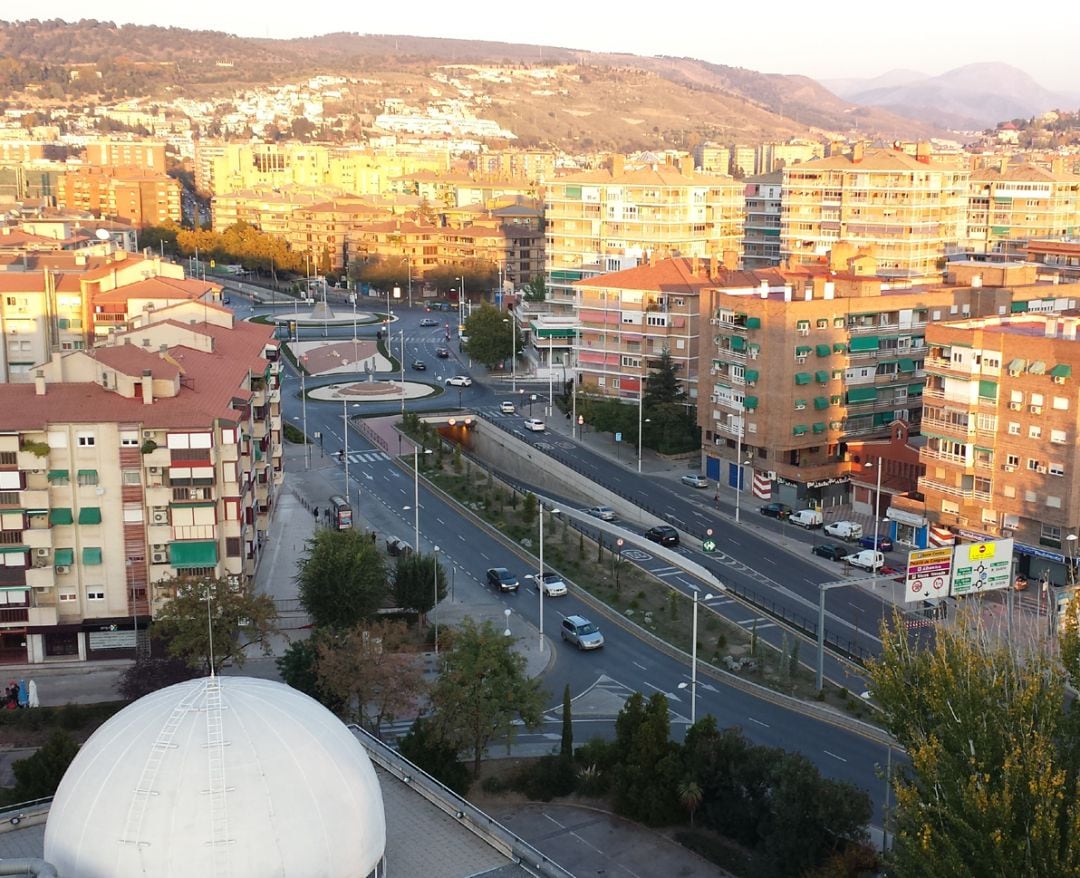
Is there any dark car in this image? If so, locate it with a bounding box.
[485,567,520,592]
[812,543,849,562]
[435,347,450,359]
[858,534,894,553]
[411,359,427,371]
[644,525,679,547]
[759,502,793,520]
[419,317,439,327]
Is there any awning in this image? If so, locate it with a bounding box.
[833,342,847,353]
[1051,364,1072,379]
[76,469,97,482]
[815,370,829,384]
[745,317,761,329]
[1029,361,1046,375]
[169,540,219,568]
[743,396,759,410]
[898,358,916,373]
[1008,358,1026,373]
[812,422,826,434]
[730,335,746,352]
[908,383,925,396]
[847,386,877,404]
[49,508,73,526]
[977,380,997,399]
[82,547,102,566]
[54,548,74,566]
[78,507,102,525]
[814,396,830,410]
[794,372,811,385]
[47,470,68,482]
[747,343,760,354]
[0,546,28,554]
[1010,301,1029,313]
[849,336,880,352]
[792,425,809,436]
[815,344,831,357]
[744,369,759,383]
[795,345,812,356]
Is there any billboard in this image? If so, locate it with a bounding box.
[904,547,955,603]
[950,538,1014,596]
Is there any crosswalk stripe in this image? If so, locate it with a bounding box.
[346,452,389,464]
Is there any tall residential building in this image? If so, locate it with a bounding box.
[757,140,825,174]
[780,144,969,282]
[84,141,167,174]
[0,303,281,664]
[742,172,783,269]
[57,168,181,227]
[573,257,708,402]
[918,312,1080,586]
[544,156,744,315]
[966,160,1080,257]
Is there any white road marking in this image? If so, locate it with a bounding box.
[823,750,848,763]
[633,662,648,671]
[747,716,770,728]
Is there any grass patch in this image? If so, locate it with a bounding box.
[0,701,128,748]
[283,423,309,444]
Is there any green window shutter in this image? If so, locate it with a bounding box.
[744,369,759,383]
[57,318,69,330]
[815,370,829,384]
[169,540,219,568]
[849,336,880,352]
[873,412,893,427]
[847,386,877,404]
[795,345,811,356]
[78,507,102,525]
[1051,364,1072,379]
[745,316,761,329]
[794,372,811,385]
[49,508,73,526]
[977,380,997,400]
[812,422,826,434]
[814,396,829,410]
[730,335,746,351]
[792,424,809,436]
[54,548,74,566]
[908,383,925,396]
[898,358,916,373]
[794,399,808,409]
[830,394,842,405]
[815,344,831,357]
[47,470,69,482]
[82,547,102,566]
[796,320,810,331]
[565,185,582,199]
[833,342,847,353]
[743,396,759,410]
[1010,301,1029,313]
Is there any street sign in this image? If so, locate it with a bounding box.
[904,547,954,603]
[951,538,1013,596]
[702,538,717,553]
[614,432,622,442]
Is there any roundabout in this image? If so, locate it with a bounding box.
[308,379,440,402]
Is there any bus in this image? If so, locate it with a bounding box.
[328,495,352,531]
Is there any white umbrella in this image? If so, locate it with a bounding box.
[27,680,38,708]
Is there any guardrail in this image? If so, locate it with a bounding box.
[350,725,576,878]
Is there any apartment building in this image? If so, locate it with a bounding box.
[918,312,1080,585]
[473,149,557,183]
[742,172,783,269]
[780,143,969,282]
[57,167,181,227]
[693,143,730,174]
[84,141,167,174]
[699,248,1021,507]
[573,256,708,402]
[1026,238,1080,282]
[0,303,280,664]
[967,160,1080,257]
[757,140,824,174]
[545,156,744,315]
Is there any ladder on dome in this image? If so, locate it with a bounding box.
[204,677,232,878]
[119,682,204,852]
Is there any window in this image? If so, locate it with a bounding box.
[1007,422,1020,435]
[1042,523,1062,543]
[1031,393,1044,406]
[1053,396,1069,411]
[1006,454,1020,467]
[621,356,640,368]
[1029,425,1042,439]
[1049,463,1065,477]
[76,470,99,487]
[120,431,139,447]
[1026,490,1038,503]
[122,469,141,485]
[59,592,77,603]
[86,590,105,601]
[76,432,95,447]
[1003,484,1016,498]
[816,319,828,330]
[226,537,242,558]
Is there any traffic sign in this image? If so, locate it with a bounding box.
[904,547,954,603]
[951,539,1013,596]
[702,538,717,553]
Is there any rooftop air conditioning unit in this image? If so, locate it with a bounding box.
[151,551,167,564]
[1030,405,1042,414]
[55,565,70,575]
[1008,402,1022,410]
[148,466,160,475]
[152,510,167,524]
[1003,464,1016,472]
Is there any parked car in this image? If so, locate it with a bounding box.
[561,615,604,650]
[824,520,863,541]
[537,572,568,597]
[645,525,679,547]
[759,502,793,520]
[435,347,450,359]
[858,534,894,553]
[499,401,516,414]
[523,417,545,432]
[419,317,439,326]
[485,567,519,592]
[844,550,885,571]
[586,505,616,521]
[812,543,849,562]
[789,509,824,529]
[680,474,709,489]
[411,359,427,371]
[446,375,473,387]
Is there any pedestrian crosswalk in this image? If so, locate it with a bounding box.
[344,451,389,465]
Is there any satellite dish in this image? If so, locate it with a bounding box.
[95,228,111,241]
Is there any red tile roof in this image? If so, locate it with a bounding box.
[92,276,220,304]
[88,345,181,380]
[575,257,715,293]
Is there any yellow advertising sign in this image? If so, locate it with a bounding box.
[966,541,996,562]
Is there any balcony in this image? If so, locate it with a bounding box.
[17,450,47,471]
[270,415,282,432]
[22,528,52,550]
[0,606,29,626]
[28,606,58,627]
[19,488,49,509]
[145,486,171,508]
[143,448,171,469]
[24,566,54,589]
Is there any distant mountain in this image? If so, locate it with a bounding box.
[833,62,1070,130]
[821,69,928,100]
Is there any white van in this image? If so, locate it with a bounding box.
[844,549,884,571]
[789,509,823,529]
[824,520,864,541]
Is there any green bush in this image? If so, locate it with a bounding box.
[673,829,754,875]
[510,755,577,801]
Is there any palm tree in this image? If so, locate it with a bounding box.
[678,779,704,827]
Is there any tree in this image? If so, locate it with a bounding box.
[463,303,520,368]
[392,552,447,625]
[315,619,426,737]
[643,348,683,406]
[152,576,279,675]
[275,638,322,701]
[429,617,545,775]
[678,779,703,827]
[867,612,1080,878]
[560,683,573,758]
[523,275,546,302]
[399,717,471,795]
[116,653,198,700]
[295,529,387,630]
[611,692,683,825]
[2,731,80,805]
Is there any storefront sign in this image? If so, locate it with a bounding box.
[1015,542,1065,563]
[88,629,137,650]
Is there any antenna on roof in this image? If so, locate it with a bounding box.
[206,583,215,679]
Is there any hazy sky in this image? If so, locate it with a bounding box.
[12,2,1076,92]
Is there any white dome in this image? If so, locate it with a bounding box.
[44,676,385,878]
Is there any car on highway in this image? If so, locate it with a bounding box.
[858,534,894,553]
[419,317,440,326]
[824,520,863,541]
[811,543,849,562]
[485,567,520,592]
[446,375,473,387]
[586,505,616,521]
[561,615,604,650]
[680,473,709,489]
[759,502,792,520]
[644,525,679,547]
[411,359,426,371]
[435,347,450,359]
[499,401,516,414]
[844,549,885,571]
[523,417,545,432]
[537,572,568,597]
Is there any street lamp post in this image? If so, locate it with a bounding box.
[504,315,517,393]
[734,400,746,522]
[406,255,412,308]
[547,334,554,418]
[343,398,350,508]
[865,460,884,586]
[637,377,647,474]
[536,504,560,653]
[410,446,433,550]
[433,546,440,656]
[816,580,849,691]
[679,591,714,725]
[300,356,310,470]
[400,329,406,414]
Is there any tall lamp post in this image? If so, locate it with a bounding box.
[535,504,560,653]
[400,329,406,414]
[342,399,350,507]
[637,377,646,474]
[504,315,517,393]
[678,591,714,725]
[433,546,441,656]
[864,459,884,586]
[407,446,433,549]
[547,334,554,417]
[300,355,310,470]
[734,399,747,522]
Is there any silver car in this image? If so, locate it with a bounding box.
[538,572,568,597]
[561,615,604,650]
[586,505,616,521]
[680,474,709,488]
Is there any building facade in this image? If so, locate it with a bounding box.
[742,172,783,269]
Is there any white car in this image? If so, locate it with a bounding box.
[523,417,545,432]
[537,572,568,597]
[499,401,516,414]
[844,550,884,571]
[446,375,473,387]
[586,505,616,521]
[680,474,709,489]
